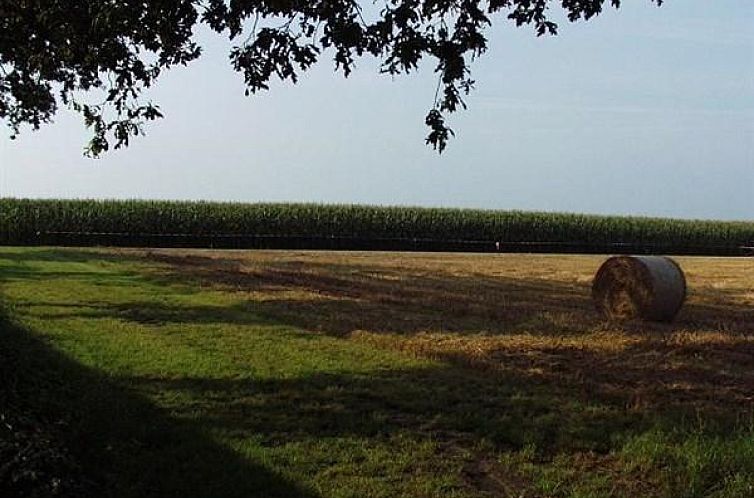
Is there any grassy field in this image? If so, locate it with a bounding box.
[1,247,752,497]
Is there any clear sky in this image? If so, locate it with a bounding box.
[1,0,752,221]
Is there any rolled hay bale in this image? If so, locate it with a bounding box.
[592,256,687,322]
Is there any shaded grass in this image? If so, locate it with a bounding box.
[1,247,753,497]
[0,311,319,498]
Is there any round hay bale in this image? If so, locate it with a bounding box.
[592,255,686,322]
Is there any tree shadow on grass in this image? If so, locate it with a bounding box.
[0,248,111,264]
[125,368,636,456]
[0,316,320,498]
[0,247,150,287]
[25,300,264,327]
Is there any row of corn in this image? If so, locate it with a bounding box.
[1,198,752,251]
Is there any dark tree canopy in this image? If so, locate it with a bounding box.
[0,0,661,156]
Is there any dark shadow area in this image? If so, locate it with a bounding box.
[0,248,146,286]
[432,339,754,416]
[118,353,751,462]
[124,368,641,455]
[0,315,320,498]
[0,248,128,265]
[24,300,262,327]
[682,284,754,332]
[0,268,142,284]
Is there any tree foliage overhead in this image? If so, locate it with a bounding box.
[0,0,661,156]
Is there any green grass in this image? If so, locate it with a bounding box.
[1,247,752,497]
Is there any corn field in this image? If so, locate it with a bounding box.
[1,198,752,255]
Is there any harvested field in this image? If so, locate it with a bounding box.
[1,247,752,498]
[140,250,754,413]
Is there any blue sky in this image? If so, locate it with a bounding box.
[1,0,752,220]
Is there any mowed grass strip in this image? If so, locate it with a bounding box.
[1,247,753,498]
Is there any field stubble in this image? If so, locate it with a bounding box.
[140,250,753,415]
